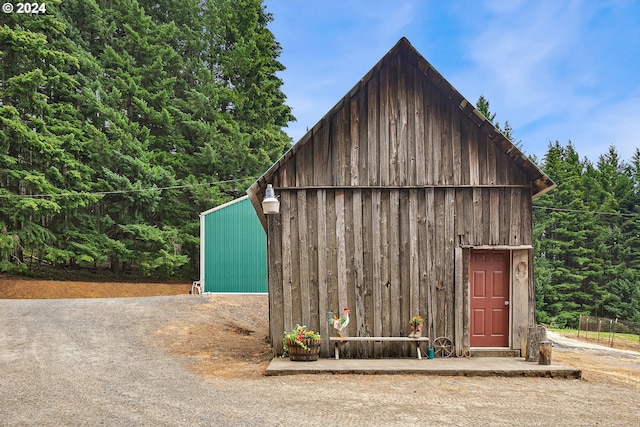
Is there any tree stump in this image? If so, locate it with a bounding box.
[526,324,547,362]
[538,341,552,365]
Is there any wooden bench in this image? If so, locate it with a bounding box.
[329,337,430,360]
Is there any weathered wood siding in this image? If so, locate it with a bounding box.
[263,46,537,357]
[267,189,531,356]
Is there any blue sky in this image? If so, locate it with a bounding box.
[263,0,640,163]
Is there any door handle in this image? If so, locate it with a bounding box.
[504,301,510,306]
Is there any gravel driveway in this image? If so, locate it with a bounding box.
[1,296,639,426]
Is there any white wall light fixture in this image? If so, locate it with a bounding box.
[262,184,280,214]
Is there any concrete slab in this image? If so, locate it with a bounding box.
[265,357,581,378]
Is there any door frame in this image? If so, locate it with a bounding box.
[469,249,512,348]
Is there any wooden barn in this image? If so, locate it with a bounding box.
[247,38,555,358]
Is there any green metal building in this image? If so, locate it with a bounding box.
[198,196,267,293]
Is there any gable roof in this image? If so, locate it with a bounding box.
[248,37,555,226]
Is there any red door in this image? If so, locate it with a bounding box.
[470,250,510,347]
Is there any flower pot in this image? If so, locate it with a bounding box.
[286,338,321,361]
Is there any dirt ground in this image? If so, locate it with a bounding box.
[0,275,270,379]
[0,275,192,299]
[1,275,639,387]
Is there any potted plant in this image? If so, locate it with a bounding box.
[408,315,424,338]
[283,324,322,361]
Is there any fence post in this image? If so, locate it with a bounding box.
[608,319,613,347]
[611,318,617,348]
[585,316,589,340]
[577,314,582,339]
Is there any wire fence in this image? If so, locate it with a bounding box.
[577,315,640,349]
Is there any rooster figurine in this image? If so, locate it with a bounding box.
[328,307,350,337]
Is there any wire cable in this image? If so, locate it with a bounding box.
[532,205,640,218]
[0,177,257,199]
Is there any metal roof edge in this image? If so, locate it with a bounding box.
[199,195,249,217]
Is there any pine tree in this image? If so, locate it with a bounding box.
[533,142,600,327]
[0,1,104,269]
[475,95,522,148]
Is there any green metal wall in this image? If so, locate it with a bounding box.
[201,197,267,293]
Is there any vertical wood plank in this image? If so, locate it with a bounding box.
[417,188,429,337]
[499,188,511,244]
[496,150,508,185]
[357,86,369,187]
[459,109,471,185]
[330,110,342,186]
[444,188,456,339]
[281,192,293,334]
[316,189,329,353]
[361,189,373,355]
[295,144,304,187]
[462,248,470,355]
[424,79,434,184]
[455,189,468,246]
[405,62,416,185]
[306,190,320,337]
[352,190,365,346]
[280,154,289,188]
[338,99,351,186]
[350,95,360,186]
[522,189,533,245]
[434,189,445,338]
[413,66,425,186]
[528,249,536,328]
[431,87,441,185]
[367,73,379,186]
[289,192,301,325]
[344,191,356,335]
[297,191,310,327]
[397,53,409,186]
[380,190,391,338]
[399,190,411,338]
[487,138,497,185]
[379,61,390,186]
[472,188,483,245]
[372,190,383,355]
[425,188,435,340]
[335,191,349,316]
[313,122,329,185]
[267,213,283,355]
[389,56,400,186]
[296,143,313,187]
[490,188,500,245]
[512,249,529,352]
[409,189,420,322]
[454,246,463,356]
[326,190,338,318]
[478,135,488,185]
[451,101,462,184]
[440,97,453,184]
[468,121,479,185]
[389,190,401,337]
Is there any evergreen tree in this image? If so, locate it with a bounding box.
[623,150,640,321]
[0,1,103,269]
[475,95,521,148]
[533,142,600,327]
[534,143,640,325]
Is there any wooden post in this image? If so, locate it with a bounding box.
[526,324,547,362]
[538,341,552,365]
